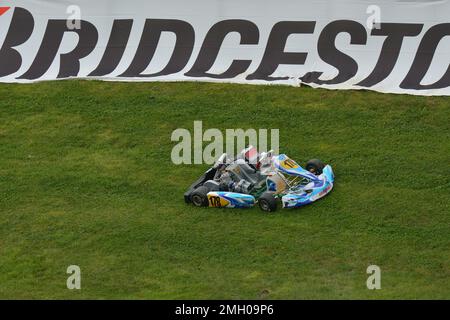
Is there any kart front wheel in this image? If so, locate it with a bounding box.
[191,186,209,207]
[306,159,325,175]
[259,192,278,212]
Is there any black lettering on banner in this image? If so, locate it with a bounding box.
[246,21,316,81]
[0,6,449,93]
[18,20,99,80]
[120,19,195,77]
[0,8,34,77]
[400,23,450,90]
[301,20,367,85]
[89,20,133,77]
[357,23,423,87]
[185,19,259,79]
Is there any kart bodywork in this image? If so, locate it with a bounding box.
[184,147,334,212]
[269,154,335,209]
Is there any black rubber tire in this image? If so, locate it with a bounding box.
[306,159,325,175]
[190,186,209,207]
[258,192,278,212]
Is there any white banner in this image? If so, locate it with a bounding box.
[0,0,450,95]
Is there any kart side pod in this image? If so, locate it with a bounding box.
[206,192,255,209]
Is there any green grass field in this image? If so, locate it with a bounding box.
[0,81,449,299]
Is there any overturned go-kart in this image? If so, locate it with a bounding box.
[184,147,335,212]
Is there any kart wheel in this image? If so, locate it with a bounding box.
[306,159,325,175]
[191,186,209,207]
[259,192,278,212]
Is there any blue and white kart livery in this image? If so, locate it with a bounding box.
[272,155,335,209]
[206,192,255,209]
[185,147,335,212]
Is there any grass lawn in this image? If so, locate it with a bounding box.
[0,81,449,299]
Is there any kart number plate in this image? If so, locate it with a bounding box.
[280,158,299,170]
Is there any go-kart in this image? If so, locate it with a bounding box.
[184,147,334,212]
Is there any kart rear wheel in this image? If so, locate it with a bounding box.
[191,186,209,207]
[306,159,325,175]
[259,192,278,212]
